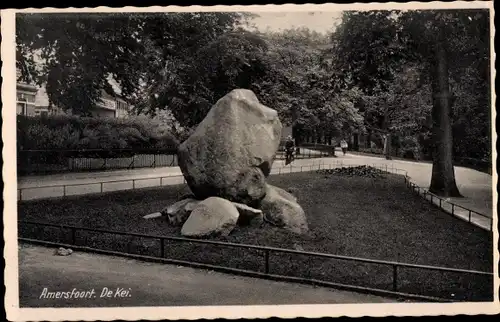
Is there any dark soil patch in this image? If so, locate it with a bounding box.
[18,172,493,301]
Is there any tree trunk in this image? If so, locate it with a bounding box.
[366,129,372,149]
[382,109,392,160]
[292,124,302,155]
[383,133,392,160]
[353,133,359,151]
[429,36,462,197]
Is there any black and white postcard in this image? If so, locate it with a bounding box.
[2,1,498,320]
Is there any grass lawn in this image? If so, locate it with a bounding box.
[18,171,493,301]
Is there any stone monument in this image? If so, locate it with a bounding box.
[147,89,308,237]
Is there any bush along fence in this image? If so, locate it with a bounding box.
[17,161,493,232]
[18,220,494,302]
[17,146,330,176]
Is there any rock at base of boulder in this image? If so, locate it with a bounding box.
[181,197,240,238]
[161,198,201,226]
[268,184,297,202]
[232,202,264,227]
[260,184,308,234]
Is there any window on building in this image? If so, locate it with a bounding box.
[17,103,26,115]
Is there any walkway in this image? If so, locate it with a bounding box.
[17,152,494,229]
[18,244,394,307]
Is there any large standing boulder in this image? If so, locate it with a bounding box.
[260,184,309,234]
[181,197,240,238]
[177,89,282,207]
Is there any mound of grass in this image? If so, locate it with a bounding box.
[18,172,493,301]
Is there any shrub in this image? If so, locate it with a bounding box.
[17,114,180,151]
[397,136,422,161]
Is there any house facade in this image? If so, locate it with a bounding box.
[17,67,130,118]
[16,69,48,117]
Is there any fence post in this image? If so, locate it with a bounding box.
[468,210,472,222]
[160,238,165,258]
[264,250,270,274]
[160,177,163,186]
[127,237,133,254]
[63,185,66,197]
[392,265,398,291]
[100,182,103,193]
[439,198,442,208]
[452,204,455,215]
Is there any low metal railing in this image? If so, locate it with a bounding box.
[404,177,493,231]
[18,220,494,302]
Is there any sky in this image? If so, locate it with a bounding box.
[247,11,343,34]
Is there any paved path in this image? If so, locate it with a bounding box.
[18,244,395,307]
[17,152,493,230]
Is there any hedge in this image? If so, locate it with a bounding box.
[17,115,180,151]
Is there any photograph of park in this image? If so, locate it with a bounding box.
[5,2,496,318]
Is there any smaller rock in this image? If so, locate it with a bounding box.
[162,198,201,226]
[54,247,73,256]
[143,212,163,219]
[181,197,240,238]
[233,202,264,227]
[293,243,304,251]
[261,184,308,234]
[267,184,297,202]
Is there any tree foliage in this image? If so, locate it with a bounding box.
[16,12,247,118]
[331,9,491,195]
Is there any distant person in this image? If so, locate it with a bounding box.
[340,139,348,156]
[284,135,295,165]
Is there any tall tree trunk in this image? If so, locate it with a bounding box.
[383,133,392,160]
[353,133,359,151]
[382,110,392,160]
[429,35,462,197]
[292,124,302,155]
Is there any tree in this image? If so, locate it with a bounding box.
[331,10,419,159]
[16,12,248,118]
[16,13,149,115]
[399,9,490,197]
[331,9,490,197]
[256,27,363,148]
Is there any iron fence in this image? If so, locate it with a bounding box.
[17,148,179,175]
[404,178,493,231]
[18,220,494,302]
[17,146,330,176]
